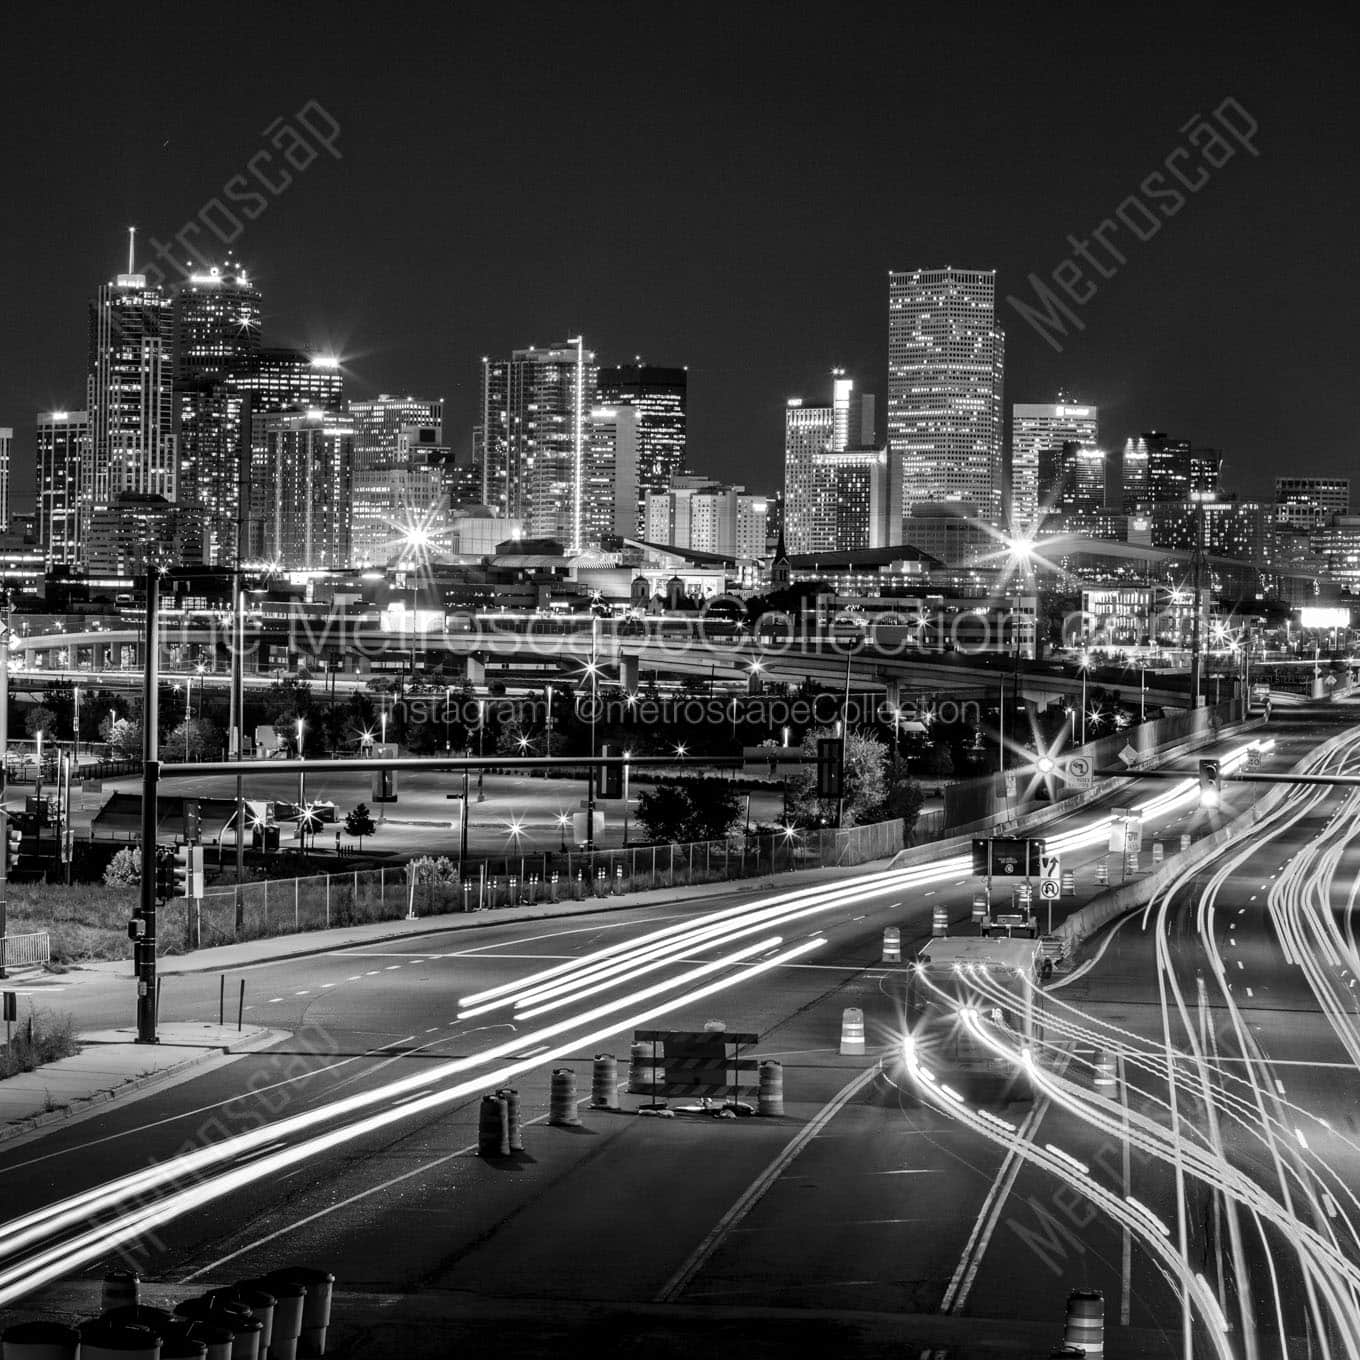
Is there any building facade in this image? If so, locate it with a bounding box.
[1038,441,1107,515]
[595,364,687,534]
[86,260,177,529]
[582,405,639,547]
[249,410,354,569]
[0,427,10,530]
[1010,400,1098,527]
[480,339,597,547]
[888,268,1005,528]
[36,410,90,566]
[1276,477,1349,531]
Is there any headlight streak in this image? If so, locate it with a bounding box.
[0,933,788,1278]
[901,1029,1235,1360]
[0,736,1271,1305]
[0,935,826,1308]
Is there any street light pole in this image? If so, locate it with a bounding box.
[136,566,161,1044]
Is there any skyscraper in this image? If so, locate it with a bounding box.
[86,234,177,533]
[1037,441,1107,514]
[583,405,639,547]
[0,427,10,530]
[248,409,354,569]
[888,268,1005,527]
[1011,400,1099,526]
[1276,477,1349,531]
[783,372,880,554]
[174,262,262,564]
[234,348,343,413]
[36,410,89,566]
[480,339,597,547]
[596,364,687,534]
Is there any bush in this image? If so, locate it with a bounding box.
[7,882,135,963]
[0,1008,81,1079]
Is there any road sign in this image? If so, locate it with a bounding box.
[1039,877,1061,900]
[971,837,1047,877]
[1004,771,1017,798]
[1246,747,1263,771]
[1117,743,1139,767]
[1064,755,1094,789]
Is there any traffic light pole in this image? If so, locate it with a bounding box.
[0,622,8,980]
[137,568,160,1045]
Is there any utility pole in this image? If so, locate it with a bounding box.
[136,566,160,1044]
[1189,494,1207,709]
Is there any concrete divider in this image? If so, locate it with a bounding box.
[1054,722,1359,954]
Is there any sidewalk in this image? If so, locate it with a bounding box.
[0,1023,283,1143]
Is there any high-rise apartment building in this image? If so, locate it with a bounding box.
[174,263,263,564]
[783,372,880,554]
[0,428,10,530]
[596,364,687,533]
[888,268,1005,527]
[248,410,354,569]
[234,348,343,413]
[1276,477,1349,531]
[480,339,597,547]
[86,240,177,531]
[1011,400,1098,526]
[36,410,90,566]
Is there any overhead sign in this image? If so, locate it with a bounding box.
[972,837,1047,878]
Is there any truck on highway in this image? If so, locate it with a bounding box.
[896,935,1049,1100]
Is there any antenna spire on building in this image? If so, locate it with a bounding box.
[127,226,136,275]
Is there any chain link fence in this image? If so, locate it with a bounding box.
[196,818,905,946]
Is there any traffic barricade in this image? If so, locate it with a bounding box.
[591,1054,619,1108]
[758,1059,784,1115]
[548,1068,581,1126]
[101,1270,140,1314]
[78,1321,162,1360]
[496,1086,523,1151]
[1063,1288,1105,1357]
[931,905,948,937]
[840,1008,866,1055]
[477,1093,510,1156]
[882,926,901,962]
[1151,840,1164,863]
[265,1268,333,1359]
[1061,870,1075,896]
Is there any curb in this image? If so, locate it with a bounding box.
[0,1026,288,1145]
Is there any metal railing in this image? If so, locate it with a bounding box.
[195,818,907,947]
[0,931,52,971]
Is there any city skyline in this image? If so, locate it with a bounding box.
[1,6,1354,516]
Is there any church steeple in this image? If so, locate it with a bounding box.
[770,525,791,590]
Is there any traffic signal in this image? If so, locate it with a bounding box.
[816,737,844,800]
[3,819,20,872]
[127,911,146,941]
[182,799,202,844]
[153,847,175,901]
[599,744,623,799]
[173,845,192,898]
[1198,759,1222,809]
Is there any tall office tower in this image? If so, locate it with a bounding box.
[1119,436,1150,510]
[823,450,891,551]
[783,372,877,554]
[582,405,639,547]
[736,493,769,560]
[596,364,687,533]
[888,268,1005,528]
[1038,441,1107,514]
[1276,477,1349,531]
[86,234,177,536]
[0,428,10,529]
[479,339,597,547]
[1010,400,1098,527]
[1137,431,1221,503]
[174,263,262,564]
[347,395,444,475]
[36,410,90,565]
[248,410,354,569]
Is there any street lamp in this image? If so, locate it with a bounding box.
[557,811,570,851]
[477,698,486,802]
[1079,651,1091,746]
[622,749,632,845]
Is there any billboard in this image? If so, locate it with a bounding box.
[971,837,1046,877]
[1299,607,1350,629]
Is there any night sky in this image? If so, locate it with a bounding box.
[2,2,1355,512]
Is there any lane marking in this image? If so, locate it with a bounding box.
[654,1065,879,1304]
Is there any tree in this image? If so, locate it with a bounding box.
[921,741,955,779]
[24,706,57,740]
[634,779,741,844]
[344,803,376,850]
[785,727,888,827]
[635,785,695,844]
[164,717,222,761]
[870,774,927,844]
[104,846,141,887]
[102,715,144,759]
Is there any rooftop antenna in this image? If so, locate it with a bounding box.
[127,226,136,274]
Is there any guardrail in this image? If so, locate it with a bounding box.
[0,931,52,971]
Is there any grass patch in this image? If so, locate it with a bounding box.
[1,1009,81,1079]
[6,882,134,964]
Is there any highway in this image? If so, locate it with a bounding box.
[0,716,1356,1356]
